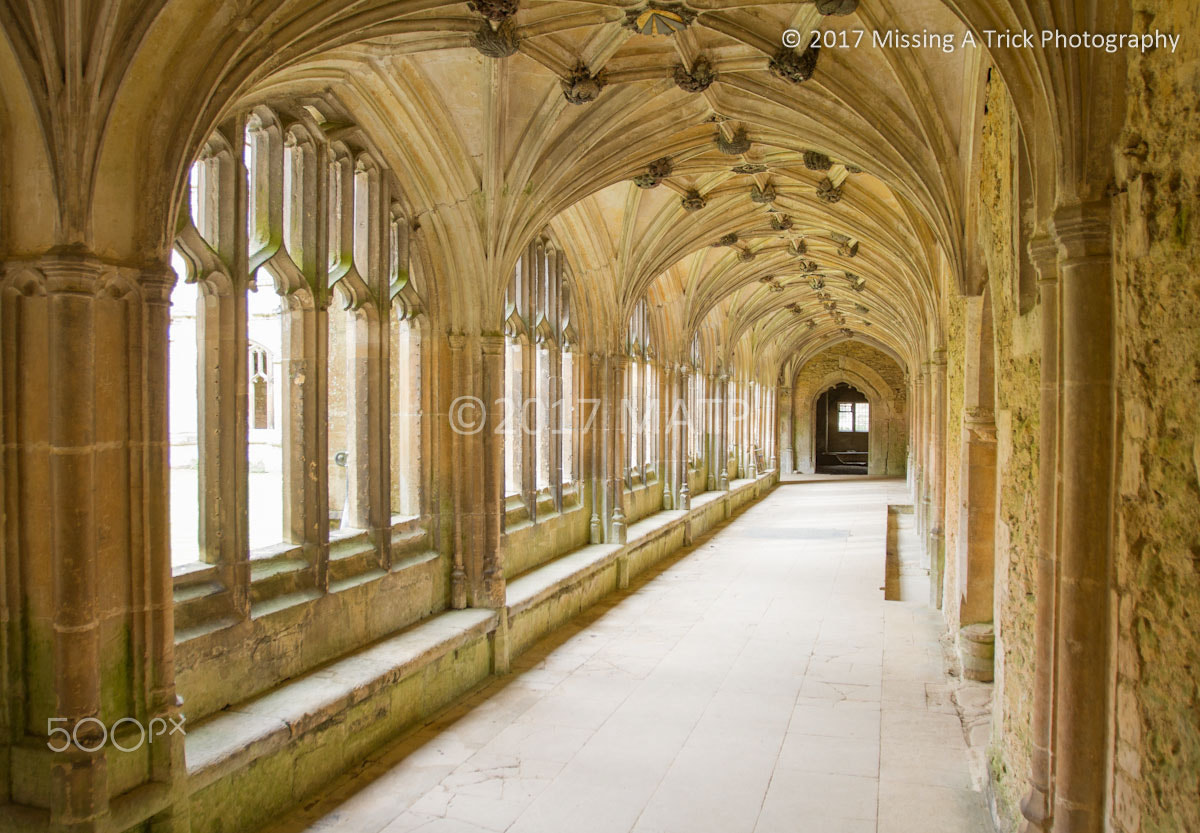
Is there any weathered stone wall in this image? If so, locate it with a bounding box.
[1111,3,1200,831]
[942,292,966,632]
[941,70,1042,830]
[790,342,908,475]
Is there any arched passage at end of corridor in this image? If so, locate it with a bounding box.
[789,344,909,478]
[814,383,871,474]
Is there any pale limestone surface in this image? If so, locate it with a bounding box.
[259,480,990,833]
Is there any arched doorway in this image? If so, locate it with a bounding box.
[814,383,870,474]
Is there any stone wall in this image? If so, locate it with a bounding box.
[1111,3,1200,830]
[940,70,1042,830]
[791,342,908,476]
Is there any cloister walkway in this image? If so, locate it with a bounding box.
[262,480,993,833]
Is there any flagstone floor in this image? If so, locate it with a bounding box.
[261,479,994,833]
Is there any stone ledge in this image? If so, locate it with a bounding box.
[185,607,497,793]
[178,473,774,833]
[504,474,773,660]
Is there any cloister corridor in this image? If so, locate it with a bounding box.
[261,481,992,833]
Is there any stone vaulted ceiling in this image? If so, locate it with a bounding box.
[8,0,1120,377]
[231,0,974,376]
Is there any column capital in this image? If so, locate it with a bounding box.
[1051,199,1112,264]
[2,249,171,300]
[479,332,506,354]
[1029,233,1060,286]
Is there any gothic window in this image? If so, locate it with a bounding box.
[504,236,574,518]
[626,298,655,481]
[688,335,704,465]
[168,250,201,569]
[837,400,870,432]
[249,343,273,429]
[247,268,288,550]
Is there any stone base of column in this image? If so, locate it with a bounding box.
[611,507,627,544]
[958,623,995,682]
[1019,783,1053,833]
[490,609,511,675]
[928,529,944,608]
[451,565,468,609]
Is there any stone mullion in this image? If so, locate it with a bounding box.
[196,283,240,597]
[661,365,677,509]
[1021,234,1063,833]
[342,308,378,537]
[1049,202,1115,833]
[312,138,331,592]
[376,178,394,569]
[520,334,536,520]
[281,300,319,558]
[231,112,253,608]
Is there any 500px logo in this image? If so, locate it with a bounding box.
[47,715,185,753]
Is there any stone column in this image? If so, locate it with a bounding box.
[588,352,603,543]
[1020,234,1062,833]
[677,366,691,510]
[958,406,997,624]
[0,253,185,830]
[603,353,628,543]
[914,365,929,542]
[1049,202,1115,833]
[661,364,677,509]
[479,334,507,607]
[447,334,469,609]
[778,385,794,473]
[928,349,947,609]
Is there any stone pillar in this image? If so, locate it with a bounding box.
[605,353,628,543]
[928,349,947,609]
[916,364,926,542]
[677,365,691,509]
[447,334,469,609]
[1049,202,1115,833]
[0,253,185,831]
[958,407,997,625]
[588,352,603,543]
[479,334,507,607]
[778,385,794,473]
[1020,234,1062,833]
[661,364,676,509]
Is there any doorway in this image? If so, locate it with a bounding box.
[815,383,869,475]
